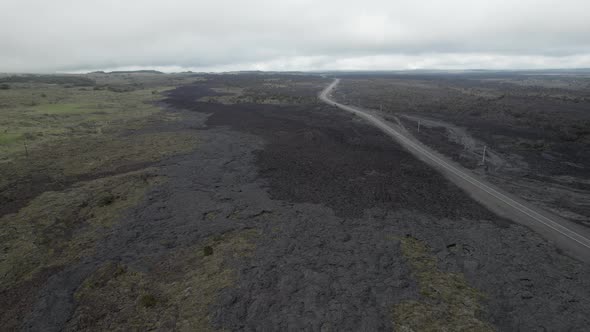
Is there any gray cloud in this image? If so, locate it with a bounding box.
[1,0,589,72]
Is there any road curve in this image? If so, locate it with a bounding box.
[320,78,590,263]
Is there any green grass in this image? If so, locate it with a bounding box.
[0,84,176,159]
[0,132,21,145]
[32,102,121,115]
[0,74,210,330]
[0,77,200,227]
[0,169,165,290]
[139,294,158,308]
[32,103,84,114]
[54,131,198,176]
[392,236,494,332]
[69,229,259,331]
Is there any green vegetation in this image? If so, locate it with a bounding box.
[192,75,328,105]
[69,229,259,331]
[0,84,173,157]
[0,76,199,218]
[0,73,201,294]
[55,131,198,177]
[139,294,158,308]
[0,74,96,86]
[0,169,164,290]
[392,236,493,332]
[97,192,116,206]
[0,132,21,145]
[32,103,87,114]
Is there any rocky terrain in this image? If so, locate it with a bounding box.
[1,72,589,331]
[333,73,590,228]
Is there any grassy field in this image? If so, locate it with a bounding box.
[0,73,201,190]
[0,72,200,300]
[392,236,493,331]
[0,83,175,158]
[68,229,258,331]
[0,169,165,290]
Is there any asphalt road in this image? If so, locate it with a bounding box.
[320,78,590,263]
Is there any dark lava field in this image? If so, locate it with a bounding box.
[1,72,589,331]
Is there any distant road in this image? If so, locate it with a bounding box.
[320,78,590,262]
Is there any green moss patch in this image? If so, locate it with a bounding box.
[0,84,172,157]
[68,229,259,331]
[392,236,494,332]
[0,169,164,290]
[0,132,21,145]
[33,103,84,114]
[55,131,198,176]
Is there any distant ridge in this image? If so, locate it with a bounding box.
[90,70,164,74]
[315,68,590,78]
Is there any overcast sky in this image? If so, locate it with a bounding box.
[1,0,589,73]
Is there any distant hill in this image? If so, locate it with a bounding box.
[107,70,164,74]
[0,74,95,86]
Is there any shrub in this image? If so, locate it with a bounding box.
[139,294,157,308]
[203,245,213,256]
[97,193,115,206]
[107,85,134,93]
[0,84,10,90]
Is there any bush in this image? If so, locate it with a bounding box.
[107,85,135,93]
[97,193,115,206]
[203,245,213,256]
[0,84,10,90]
[139,294,157,308]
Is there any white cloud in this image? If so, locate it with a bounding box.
[1,0,589,72]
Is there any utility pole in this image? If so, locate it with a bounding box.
[481,145,487,165]
[418,120,421,133]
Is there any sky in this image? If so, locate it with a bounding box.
[1,0,589,73]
